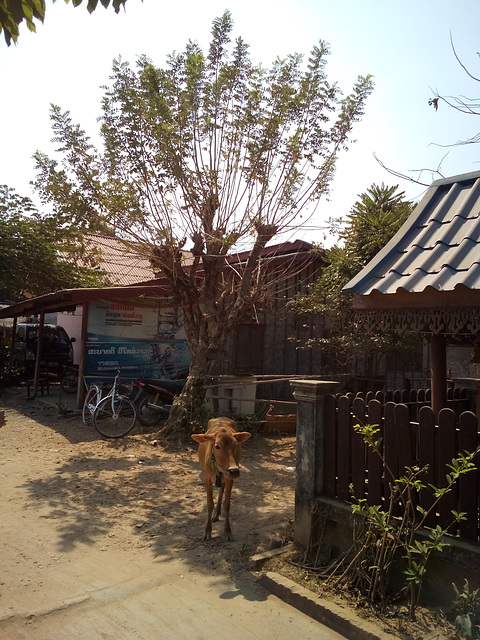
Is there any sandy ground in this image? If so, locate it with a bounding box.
[0,385,320,639]
[0,385,457,640]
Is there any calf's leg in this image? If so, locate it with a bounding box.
[223,479,234,541]
[212,484,224,522]
[203,478,214,541]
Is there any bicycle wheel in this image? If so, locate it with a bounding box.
[94,395,137,438]
[137,395,168,426]
[82,385,99,425]
[61,368,78,393]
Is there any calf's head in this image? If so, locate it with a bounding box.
[192,427,251,479]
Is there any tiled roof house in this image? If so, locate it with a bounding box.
[83,234,157,286]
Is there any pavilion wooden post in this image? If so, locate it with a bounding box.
[431,332,447,419]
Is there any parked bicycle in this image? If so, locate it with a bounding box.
[82,370,137,438]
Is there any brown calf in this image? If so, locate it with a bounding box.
[191,417,251,541]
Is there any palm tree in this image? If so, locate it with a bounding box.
[341,183,413,264]
[290,183,416,373]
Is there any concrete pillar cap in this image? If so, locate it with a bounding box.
[290,379,339,400]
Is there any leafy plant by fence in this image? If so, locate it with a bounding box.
[323,390,480,543]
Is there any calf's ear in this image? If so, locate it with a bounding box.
[191,433,213,443]
[234,431,251,443]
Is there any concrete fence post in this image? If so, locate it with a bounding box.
[290,379,339,548]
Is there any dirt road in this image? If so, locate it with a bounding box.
[0,387,343,639]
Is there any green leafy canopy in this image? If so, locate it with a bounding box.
[0,0,130,46]
[0,184,108,300]
[34,11,374,265]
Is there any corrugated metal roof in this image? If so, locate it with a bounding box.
[344,170,480,296]
[0,285,173,320]
[84,234,156,286]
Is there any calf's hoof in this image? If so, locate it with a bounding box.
[202,531,212,542]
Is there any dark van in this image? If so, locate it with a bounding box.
[14,323,75,374]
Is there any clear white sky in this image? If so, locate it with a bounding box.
[1,0,480,246]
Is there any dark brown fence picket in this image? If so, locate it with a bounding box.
[337,395,352,501]
[458,411,479,541]
[383,402,397,502]
[395,403,413,473]
[351,397,366,500]
[418,405,436,528]
[367,399,383,506]
[324,393,337,498]
[436,409,457,532]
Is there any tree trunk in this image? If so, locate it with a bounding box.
[151,230,273,439]
[159,373,210,438]
[155,351,215,439]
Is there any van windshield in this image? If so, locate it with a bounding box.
[25,326,70,344]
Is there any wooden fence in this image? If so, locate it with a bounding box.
[323,391,480,543]
[347,386,472,419]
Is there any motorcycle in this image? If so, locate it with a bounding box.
[132,377,186,426]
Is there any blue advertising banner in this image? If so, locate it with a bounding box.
[85,299,190,383]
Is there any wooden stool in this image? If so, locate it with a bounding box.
[26,376,50,397]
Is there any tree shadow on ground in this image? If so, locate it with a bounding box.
[3,386,296,603]
[0,385,159,444]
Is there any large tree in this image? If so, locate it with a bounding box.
[0,184,108,301]
[291,184,415,374]
[33,11,373,433]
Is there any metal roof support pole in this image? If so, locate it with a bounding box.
[431,332,447,420]
[31,313,45,399]
[8,317,17,370]
[76,302,89,410]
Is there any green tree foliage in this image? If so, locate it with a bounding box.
[33,11,373,432]
[340,183,413,262]
[0,0,129,46]
[0,184,109,301]
[291,184,415,373]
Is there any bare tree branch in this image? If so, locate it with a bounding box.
[373,154,438,187]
